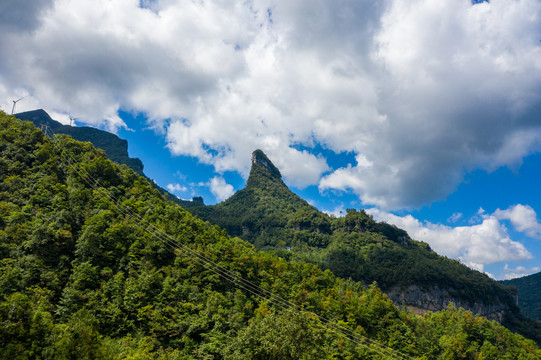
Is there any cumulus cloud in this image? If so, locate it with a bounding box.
[209,176,234,202]
[502,264,541,280]
[367,207,533,270]
[2,0,541,207]
[166,183,187,193]
[494,204,541,239]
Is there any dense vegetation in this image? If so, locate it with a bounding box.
[502,272,541,321]
[1,112,540,358]
[16,109,146,176]
[189,152,516,309]
[15,109,200,209]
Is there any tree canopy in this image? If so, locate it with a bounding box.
[1,111,540,358]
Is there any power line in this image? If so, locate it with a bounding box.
[43,128,414,360]
[45,128,413,359]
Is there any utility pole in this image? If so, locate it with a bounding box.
[39,124,50,137]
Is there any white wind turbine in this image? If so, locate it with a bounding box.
[69,115,79,126]
[11,97,25,115]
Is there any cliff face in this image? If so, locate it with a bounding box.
[386,285,512,321]
[251,149,282,179]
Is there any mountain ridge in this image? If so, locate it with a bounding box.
[15,109,145,176]
[501,271,541,321]
[15,109,202,209]
[188,149,541,339]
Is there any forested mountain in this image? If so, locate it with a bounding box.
[2,112,541,358]
[189,149,541,342]
[15,109,200,209]
[16,109,145,176]
[501,272,541,321]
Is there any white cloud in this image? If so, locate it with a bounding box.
[166,183,187,193]
[322,205,346,218]
[320,0,541,208]
[502,264,541,280]
[494,204,541,239]
[2,0,541,208]
[367,207,533,269]
[209,176,234,202]
[447,212,463,223]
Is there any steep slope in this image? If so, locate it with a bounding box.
[191,149,332,249]
[16,109,145,176]
[189,151,526,325]
[15,109,200,209]
[501,272,541,321]
[2,112,540,357]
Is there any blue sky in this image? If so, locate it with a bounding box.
[2,0,541,279]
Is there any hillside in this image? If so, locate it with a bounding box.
[15,109,200,209]
[15,109,145,176]
[2,111,540,357]
[501,272,541,321]
[189,150,536,329]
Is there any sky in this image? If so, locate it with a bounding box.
[1,0,541,280]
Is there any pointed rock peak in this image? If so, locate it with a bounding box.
[251,149,281,179]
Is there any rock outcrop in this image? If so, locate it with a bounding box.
[386,285,511,322]
[251,149,281,179]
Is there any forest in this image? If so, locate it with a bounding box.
[1,111,540,358]
[502,272,541,321]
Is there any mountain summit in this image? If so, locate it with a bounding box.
[245,149,289,193]
[190,150,327,248]
[251,149,281,179]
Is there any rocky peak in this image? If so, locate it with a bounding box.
[251,149,281,179]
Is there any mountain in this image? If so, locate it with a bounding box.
[501,271,541,321]
[190,149,332,249]
[15,109,201,209]
[15,109,145,176]
[189,150,541,335]
[3,111,540,357]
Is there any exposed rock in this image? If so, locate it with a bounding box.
[386,285,510,322]
[192,196,205,206]
[251,149,281,179]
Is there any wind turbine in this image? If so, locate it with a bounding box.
[68,115,79,126]
[11,97,25,115]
